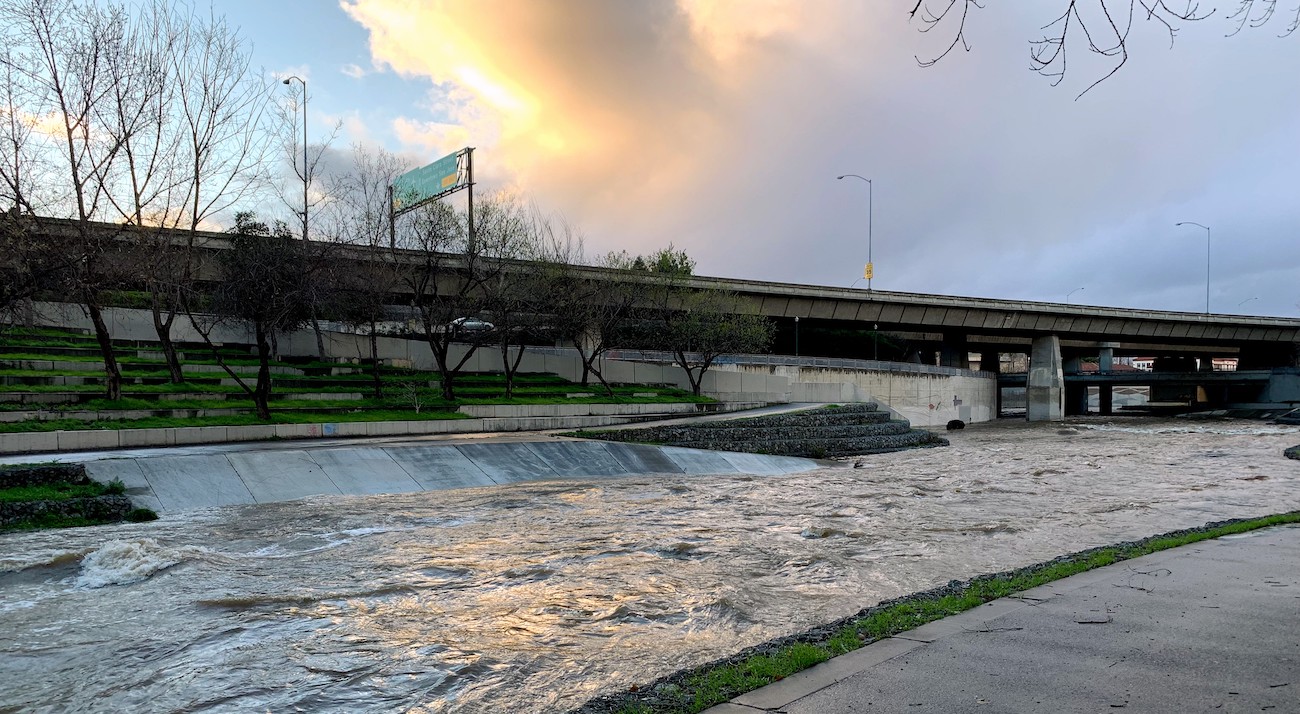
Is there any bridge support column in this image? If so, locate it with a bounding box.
[940,334,969,369]
[1098,386,1114,415]
[1099,342,1117,372]
[1097,342,1117,415]
[1027,335,1064,422]
[981,352,1003,416]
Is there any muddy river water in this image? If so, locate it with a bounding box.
[2,418,1299,712]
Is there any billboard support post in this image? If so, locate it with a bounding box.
[466,148,475,253]
[387,185,395,249]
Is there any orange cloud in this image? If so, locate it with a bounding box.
[340,0,881,259]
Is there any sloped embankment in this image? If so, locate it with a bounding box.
[573,403,947,458]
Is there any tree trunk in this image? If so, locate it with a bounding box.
[369,324,382,399]
[151,295,183,383]
[311,312,326,360]
[501,342,527,398]
[430,339,456,401]
[253,321,273,420]
[86,302,122,401]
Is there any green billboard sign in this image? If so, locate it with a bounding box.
[392,150,463,210]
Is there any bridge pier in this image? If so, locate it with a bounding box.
[1027,335,1065,422]
[1062,353,1088,416]
[940,333,969,369]
[1099,385,1114,415]
[1097,342,1117,415]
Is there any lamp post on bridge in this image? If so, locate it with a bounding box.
[282,76,309,243]
[837,174,873,291]
[1175,221,1211,314]
[1066,287,1084,304]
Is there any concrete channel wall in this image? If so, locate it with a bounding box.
[82,441,823,513]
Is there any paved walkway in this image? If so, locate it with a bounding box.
[706,525,1300,714]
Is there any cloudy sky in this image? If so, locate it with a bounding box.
[223,0,1300,317]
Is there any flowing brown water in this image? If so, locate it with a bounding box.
[2,418,1299,713]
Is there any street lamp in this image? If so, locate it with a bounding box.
[1066,287,1084,304]
[794,316,800,357]
[837,174,873,291]
[282,76,308,242]
[1237,296,1258,309]
[1175,221,1210,314]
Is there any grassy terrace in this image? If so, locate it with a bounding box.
[0,327,708,433]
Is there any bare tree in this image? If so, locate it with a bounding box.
[186,212,310,420]
[321,144,410,398]
[910,1,1298,97]
[545,250,639,395]
[481,207,563,397]
[144,4,273,382]
[628,247,774,397]
[0,0,140,399]
[0,0,271,392]
[398,193,520,401]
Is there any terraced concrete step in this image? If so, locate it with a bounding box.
[573,403,947,458]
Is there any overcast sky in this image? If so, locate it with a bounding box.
[224,0,1300,317]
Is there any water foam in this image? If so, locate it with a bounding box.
[74,538,183,589]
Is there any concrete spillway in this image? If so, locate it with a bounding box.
[82,440,823,513]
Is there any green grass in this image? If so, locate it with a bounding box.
[0,408,473,433]
[604,512,1300,714]
[0,476,147,532]
[0,482,107,502]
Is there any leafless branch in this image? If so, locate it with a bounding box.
[915,0,1291,96]
[910,0,984,68]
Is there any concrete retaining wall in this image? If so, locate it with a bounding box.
[717,364,998,427]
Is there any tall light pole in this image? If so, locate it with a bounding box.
[1237,296,1258,309]
[794,316,800,357]
[837,174,873,291]
[283,76,308,243]
[1066,287,1084,304]
[1175,221,1210,314]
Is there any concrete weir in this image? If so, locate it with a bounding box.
[82,440,824,513]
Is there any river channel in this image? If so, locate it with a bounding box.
[2,418,1299,712]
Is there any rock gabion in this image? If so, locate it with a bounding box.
[579,403,947,458]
